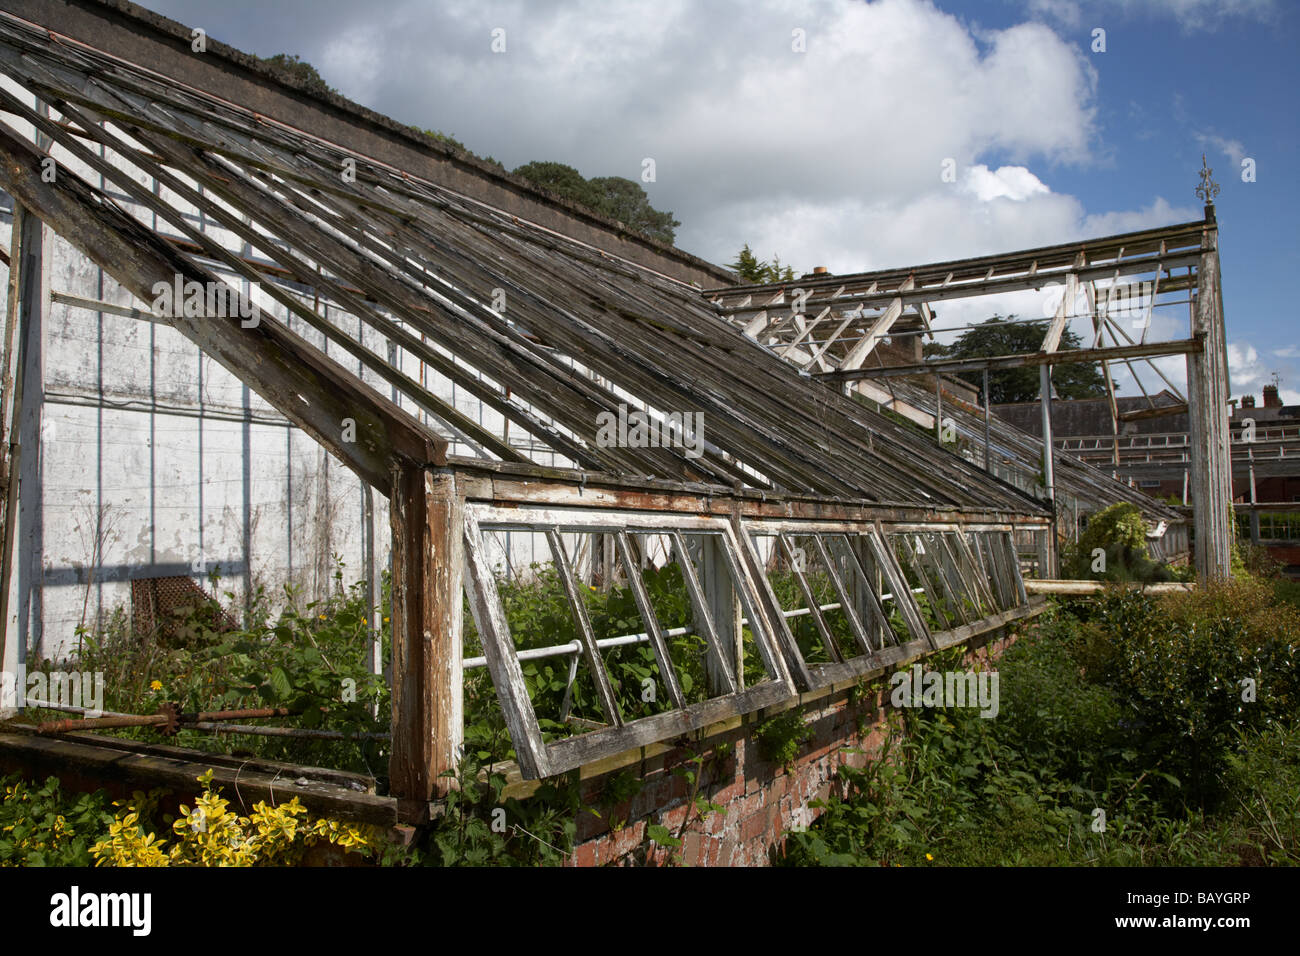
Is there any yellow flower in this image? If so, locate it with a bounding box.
[149,680,163,691]
[925,853,933,861]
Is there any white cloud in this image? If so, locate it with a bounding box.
[1228,341,1300,404]
[143,0,1197,279]
[1196,132,1248,168]
[964,165,1051,202]
[1024,0,1082,29]
[1022,0,1279,33]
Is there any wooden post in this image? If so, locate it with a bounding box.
[935,376,943,444]
[982,368,991,472]
[695,534,740,693]
[1187,210,1233,581]
[1038,365,1057,577]
[362,483,384,718]
[388,465,463,821]
[0,203,30,713]
[0,202,48,683]
[1248,446,1259,546]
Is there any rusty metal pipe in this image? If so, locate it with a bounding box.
[35,713,169,734]
[187,707,296,722]
[36,704,297,735]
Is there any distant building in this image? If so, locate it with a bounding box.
[993,386,1300,505]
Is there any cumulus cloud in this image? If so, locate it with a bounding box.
[138,0,1205,279]
[1228,342,1299,404]
[964,165,1052,202]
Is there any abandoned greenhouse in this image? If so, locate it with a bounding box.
[0,0,1237,868]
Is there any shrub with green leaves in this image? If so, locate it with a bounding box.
[0,775,114,867]
[1062,502,1173,583]
[780,581,1300,867]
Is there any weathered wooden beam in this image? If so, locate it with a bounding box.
[0,202,32,711]
[615,531,686,709]
[840,277,913,371]
[0,121,442,489]
[670,531,737,696]
[388,467,463,821]
[1024,579,1195,595]
[699,533,743,688]
[546,528,623,726]
[1039,365,1058,577]
[820,338,1203,382]
[1117,402,1189,423]
[807,535,874,655]
[1186,215,1233,582]
[1039,270,1078,353]
[709,220,1206,301]
[462,511,551,779]
[777,533,843,663]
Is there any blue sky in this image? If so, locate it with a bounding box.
[137,0,1298,402]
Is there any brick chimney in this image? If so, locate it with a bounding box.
[1242,394,1256,408]
[1264,384,1282,408]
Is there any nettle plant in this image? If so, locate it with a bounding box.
[645,742,732,865]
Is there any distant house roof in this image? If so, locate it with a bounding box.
[995,390,1187,438]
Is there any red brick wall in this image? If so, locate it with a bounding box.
[565,632,1015,867]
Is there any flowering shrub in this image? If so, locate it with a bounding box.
[90,770,380,866]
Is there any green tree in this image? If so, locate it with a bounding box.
[512,161,594,201]
[258,54,337,97]
[728,244,796,283]
[586,176,680,244]
[924,315,1107,403]
[512,163,680,245]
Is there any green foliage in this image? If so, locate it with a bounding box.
[925,315,1107,403]
[646,742,730,865]
[754,710,812,767]
[421,128,466,152]
[1086,585,1298,805]
[0,775,115,866]
[728,244,796,283]
[3,771,382,868]
[91,770,378,866]
[50,559,390,777]
[780,584,1300,866]
[418,750,582,867]
[1062,502,1173,583]
[464,560,766,763]
[513,161,680,243]
[414,128,506,170]
[258,54,338,96]
[598,768,644,830]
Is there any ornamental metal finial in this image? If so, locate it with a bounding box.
[1195,153,1220,204]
